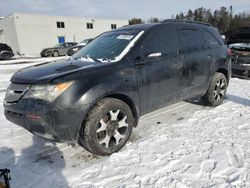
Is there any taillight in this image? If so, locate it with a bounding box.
[228,48,232,56]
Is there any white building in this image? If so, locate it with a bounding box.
[0,13,128,56]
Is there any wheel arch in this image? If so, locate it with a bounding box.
[76,92,140,144]
[216,68,229,84]
[0,51,12,59]
[103,93,140,126]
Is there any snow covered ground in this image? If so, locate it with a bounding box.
[0,58,250,187]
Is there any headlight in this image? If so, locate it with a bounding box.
[23,81,73,102]
[72,48,79,52]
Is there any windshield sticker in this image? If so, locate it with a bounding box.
[117,35,134,40]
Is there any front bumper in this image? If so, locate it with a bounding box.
[232,63,250,79]
[40,50,53,57]
[4,98,85,143]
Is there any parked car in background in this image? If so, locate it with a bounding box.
[225,26,250,79]
[4,20,231,156]
[229,43,250,79]
[67,39,93,56]
[0,43,14,60]
[41,42,77,57]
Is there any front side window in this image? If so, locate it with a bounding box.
[178,29,205,53]
[64,43,70,47]
[73,30,144,63]
[141,26,178,57]
[68,43,75,47]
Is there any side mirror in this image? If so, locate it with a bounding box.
[134,52,162,66]
[145,52,162,62]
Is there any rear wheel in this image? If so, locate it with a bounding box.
[79,98,134,155]
[1,52,11,60]
[52,51,59,57]
[202,72,228,107]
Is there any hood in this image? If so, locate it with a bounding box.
[229,43,250,50]
[42,47,62,52]
[42,48,53,52]
[11,59,103,84]
[225,26,250,45]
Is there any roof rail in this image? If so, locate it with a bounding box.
[162,19,211,27]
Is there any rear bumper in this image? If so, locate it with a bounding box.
[4,98,86,143]
[232,63,250,79]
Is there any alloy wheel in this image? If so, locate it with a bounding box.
[96,110,128,149]
[213,78,226,102]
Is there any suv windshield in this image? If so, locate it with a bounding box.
[73,30,144,63]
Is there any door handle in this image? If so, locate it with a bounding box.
[134,61,146,68]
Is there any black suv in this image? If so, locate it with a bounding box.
[4,20,231,155]
[0,43,14,60]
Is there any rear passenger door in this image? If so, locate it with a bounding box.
[177,28,210,97]
[136,25,186,113]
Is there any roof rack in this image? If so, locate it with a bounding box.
[162,19,212,27]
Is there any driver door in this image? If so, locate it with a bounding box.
[135,25,186,114]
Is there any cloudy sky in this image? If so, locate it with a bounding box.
[1,0,250,20]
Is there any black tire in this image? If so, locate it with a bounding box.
[52,51,59,57]
[202,72,228,107]
[78,98,134,156]
[1,53,11,60]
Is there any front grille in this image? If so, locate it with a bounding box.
[5,83,30,103]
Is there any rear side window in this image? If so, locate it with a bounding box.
[203,30,221,49]
[177,29,205,53]
[142,26,178,57]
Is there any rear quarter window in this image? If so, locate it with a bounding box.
[203,30,221,49]
[177,29,205,54]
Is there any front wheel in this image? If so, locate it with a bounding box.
[52,51,59,57]
[1,53,11,60]
[78,98,134,156]
[202,72,228,107]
